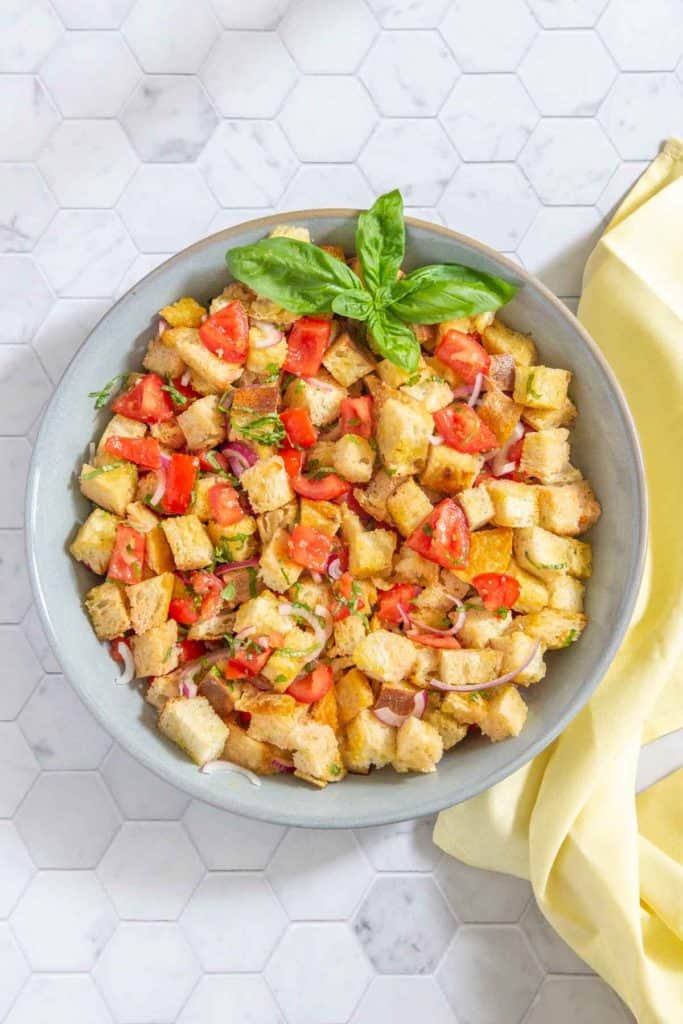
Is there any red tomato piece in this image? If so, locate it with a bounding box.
[435,330,491,385]
[189,570,225,620]
[406,498,470,570]
[280,447,304,477]
[433,404,498,454]
[112,373,174,424]
[377,583,421,625]
[287,665,333,704]
[288,525,334,573]
[107,524,145,585]
[198,449,229,474]
[208,482,243,526]
[103,435,162,469]
[161,453,198,515]
[199,301,249,363]
[331,572,367,622]
[177,639,206,664]
[340,396,372,439]
[280,407,318,448]
[167,376,200,409]
[230,644,271,677]
[472,572,520,611]
[168,598,199,625]
[283,317,331,376]
[292,473,351,501]
[407,632,461,650]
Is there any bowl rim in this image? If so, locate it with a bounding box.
[25,209,648,828]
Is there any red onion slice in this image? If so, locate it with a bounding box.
[429,434,445,446]
[114,642,136,686]
[327,557,343,581]
[278,601,332,659]
[467,372,484,407]
[271,757,295,774]
[222,441,258,477]
[200,761,262,786]
[180,368,191,387]
[452,384,472,400]
[251,321,283,349]
[177,647,234,686]
[373,690,427,728]
[180,679,198,699]
[214,557,260,575]
[150,468,166,507]
[157,317,169,337]
[302,375,335,391]
[428,640,541,692]
[491,420,524,477]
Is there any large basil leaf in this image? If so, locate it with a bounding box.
[386,263,518,324]
[367,308,420,372]
[226,237,362,315]
[355,189,405,293]
[331,289,373,320]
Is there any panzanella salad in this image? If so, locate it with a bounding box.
[71,191,600,788]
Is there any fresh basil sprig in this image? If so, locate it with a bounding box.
[226,189,518,372]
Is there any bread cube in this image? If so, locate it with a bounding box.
[125,501,159,533]
[522,399,577,431]
[145,525,175,574]
[487,353,516,391]
[261,626,318,690]
[343,709,396,773]
[457,486,494,531]
[299,497,340,537]
[519,428,571,484]
[387,478,433,537]
[332,435,375,483]
[547,575,585,613]
[84,581,130,640]
[476,389,523,445]
[250,295,299,327]
[245,695,306,749]
[230,383,279,423]
[491,632,546,684]
[189,474,222,521]
[335,668,374,726]
[441,690,488,726]
[393,717,443,773]
[240,455,294,514]
[353,629,416,684]
[176,395,226,451]
[322,331,375,386]
[258,503,298,545]
[289,577,332,612]
[283,372,345,427]
[454,527,513,584]
[423,705,468,750]
[402,374,453,414]
[375,394,433,475]
[393,545,440,586]
[158,696,228,766]
[246,324,288,376]
[188,611,236,641]
[411,583,457,628]
[420,445,483,494]
[457,609,511,649]
[235,590,293,636]
[259,527,303,593]
[292,721,344,784]
[150,418,186,450]
[513,525,572,581]
[310,686,339,734]
[222,722,282,776]
[536,481,601,536]
[270,223,311,242]
[70,508,120,575]
[333,614,367,657]
[146,672,180,712]
[344,517,396,579]
[482,319,536,366]
[142,337,186,379]
[80,462,137,517]
[408,644,439,686]
[506,561,549,613]
[481,686,527,741]
[97,414,147,456]
[485,479,539,528]
[132,619,179,677]
[162,326,243,392]
[514,366,571,410]
[513,608,587,649]
[440,571,470,601]
[125,572,174,635]
[161,515,214,570]
[159,296,206,328]
[353,469,401,523]
[439,648,502,686]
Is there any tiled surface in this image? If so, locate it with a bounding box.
[1,1,679,1020]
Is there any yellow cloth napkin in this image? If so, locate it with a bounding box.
[434,140,683,1024]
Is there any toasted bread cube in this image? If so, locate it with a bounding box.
[189,474,222,521]
[375,395,433,475]
[162,327,242,392]
[342,510,397,578]
[401,373,453,414]
[441,689,489,726]
[421,445,482,494]
[455,527,513,584]
[487,352,516,391]
[131,619,178,677]
[322,331,375,387]
[209,282,254,315]
[393,717,443,774]
[440,571,470,601]
[457,609,511,649]
[311,686,339,734]
[353,469,401,523]
[150,418,186,450]
[546,575,585,613]
[146,672,180,712]
[482,319,536,366]
[143,337,186,378]
[343,708,396,773]
[240,455,294,514]
[476,388,523,446]
[408,644,439,686]
[289,577,332,611]
[125,501,159,533]
[522,399,577,431]
[161,515,214,571]
[335,668,375,726]
[262,626,317,690]
[393,545,440,586]
[250,294,299,327]
[209,516,257,562]
[197,670,239,720]
[176,395,226,451]
[439,648,502,686]
[70,508,120,575]
[258,503,298,545]
[97,414,147,457]
[159,296,206,328]
[513,608,587,649]
[299,497,340,537]
[292,721,344,783]
[259,527,303,594]
[491,632,546,684]
[188,611,236,641]
[235,591,293,636]
[387,478,433,537]
[270,224,311,243]
[457,486,494,531]
[333,615,367,657]
[246,324,288,376]
[230,383,279,426]
[145,525,175,574]
[506,561,549,613]
[244,694,306,749]
[332,435,375,483]
[410,583,457,629]
[486,479,539,528]
[519,428,571,484]
[376,357,423,388]
[353,629,416,684]
[514,526,571,581]
[514,366,571,410]
[222,722,282,776]
[158,696,228,766]
[283,372,345,427]
[423,705,468,750]
[536,481,601,536]
[80,462,137,517]
[481,686,527,741]
[84,581,130,640]
[125,572,174,635]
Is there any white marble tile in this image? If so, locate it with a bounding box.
[118,165,218,252]
[355,817,441,872]
[123,0,218,73]
[366,0,451,27]
[0,625,40,720]
[520,119,619,205]
[18,675,111,770]
[353,875,456,974]
[52,0,133,28]
[280,77,377,162]
[0,924,30,1020]
[437,926,543,1024]
[0,76,58,160]
[35,210,136,298]
[0,439,32,531]
[520,30,616,115]
[211,0,290,29]
[0,255,53,346]
[597,161,649,217]
[0,532,33,624]
[406,206,444,225]
[0,1,62,72]
[527,0,609,27]
[597,0,683,71]
[268,828,372,920]
[352,976,456,1024]
[180,873,286,971]
[518,206,603,295]
[201,31,296,118]
[436,856,531,923]
[439,163,539,251]
[0,347,52,436]
[21,606,60,675]
[441,75,538,162]
[4,975,113,1024]
[282,166,374,208]
[207,208,275,233]
[178,974,283,1024]
[38,120,138,207]
[527,976,635,1023]
[599,72,683,159]
[0,166,56,253]
[441,0,538,72]
[93,922,200,1024]
[361,31,458,116]
[40,31,140,117]
[280,0,377,73]
[11,870,117,970]
[32,298,109,384]
[98,822,203,920]
[101,745,190,820]
[521,899,592,973]
[266,923,371,1024]
[183,800,284,869]
[121,76,217,162]
[114,253,172,299]
[14,772,120,868]
[198,121,296,205]
[359,119,458,205]
[0,723,39,817]
[0,824,33,917]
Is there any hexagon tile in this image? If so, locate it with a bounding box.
[1,1,671,1020]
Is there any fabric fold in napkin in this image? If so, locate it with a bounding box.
[434,139,683,1024]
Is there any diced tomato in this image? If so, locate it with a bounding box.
[230,644,271,677]
[292,473,351,501]
[472,572,520,612]
[280,407,318,448]
[110,637,130,664]
[406,498,470,570]
[288,525,334,573]
[169,598,199,625]
[377,583,421,625]
[407,632,461,649]
[287,665,333,704]
[189,570,225,620]
[331,572,367,621]
[107,524,145,585]
[474,470,495,486]
[208,482,243,526]
[112,373,174,424]
[198,449,229,474]
[283,317,331,376]
[340,396,372,439]
[161,453,198,515]
[280,447,304,478]
[177,639,206,664]
[433,405,498,454]
[103,435,162,469]
[435,330,491,385]
[199,301,249,363]
[167,376,200,409]
[236,710,252,727]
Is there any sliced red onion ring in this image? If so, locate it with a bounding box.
[467,372,484,407]
[310,570,323,584]
[177,647,233,686]
[428,640,541,693]
[452,384,472,400]
[200,761,262,786]
[327,557,343,581]
[180,679,198,699]
[373,690,427,728]
[251,321,283,349]
[397,604,411,628]
[491,420,525,477]
[180,368,191,387]
[156,317,169,337]
[159,451,173,469]
[302,375,335,391]
[115,643,136,686]
[222,441,258,477]
[88,441,96,461]
[235,625,256,641]
[150,468,166,507]
[429,434,445,446]
[271,757,295,774]
[408,611,464,636]
[214,557,260,575]
[278,601,332,659]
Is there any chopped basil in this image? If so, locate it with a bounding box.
[525,372,543,401]
[562,629,578,647]
[524,550,567,572]
[220,581,236,602]
[88,374,127,409]
[81,463,117,480]
[162,377,189,405]
[237,413,285,447]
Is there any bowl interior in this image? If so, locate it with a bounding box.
[26,213,646,828]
